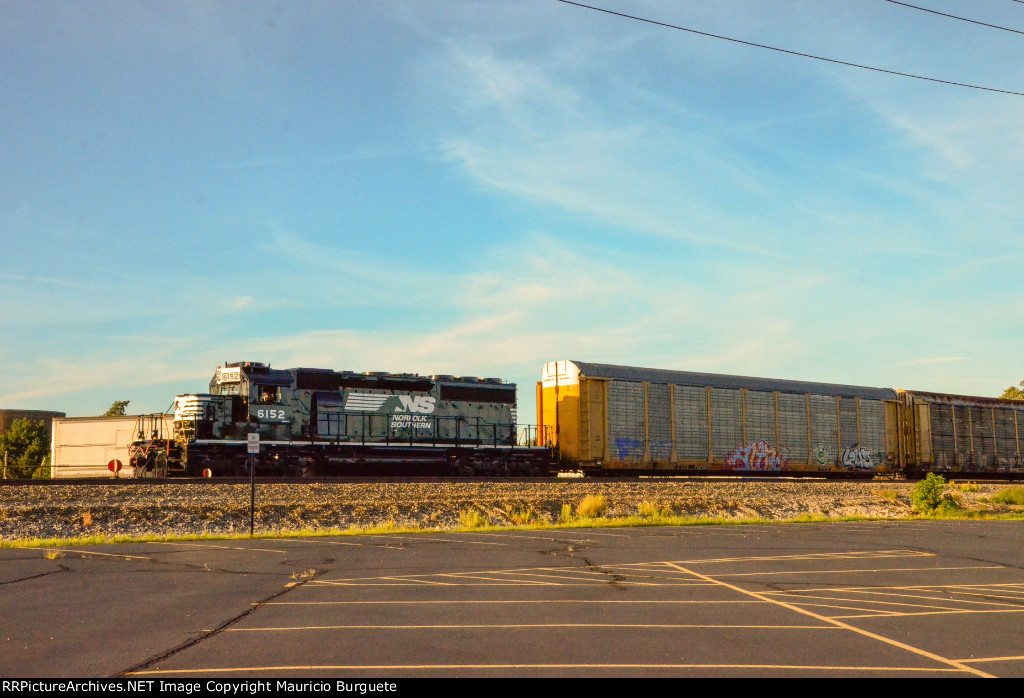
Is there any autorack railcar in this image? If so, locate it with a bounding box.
[896,390,1024,477]
[537,360,1024,478]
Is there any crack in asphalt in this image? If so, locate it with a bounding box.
[581,556,628,590]
[0,565,70,586]
[115,570,324,678]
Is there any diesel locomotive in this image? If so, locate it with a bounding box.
[129,361,552,477]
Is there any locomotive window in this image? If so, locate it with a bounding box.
[258,386,280,404]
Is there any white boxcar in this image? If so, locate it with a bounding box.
[51,415,159,478]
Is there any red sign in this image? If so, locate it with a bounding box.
[108,459,123,474]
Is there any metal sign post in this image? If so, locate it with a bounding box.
[247,432,260,536]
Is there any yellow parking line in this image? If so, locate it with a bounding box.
[661,562,994,678]
[715,565,1003,578]
[770,592,993,613]
[128,663,964,675]
[278,539,375,548]
[149,541,287,554]
[223,622,842,632]
[804,588,1024,609]
[22,548,151,561]
[494,570,707,584]
[379,576,454,586]
[768,601,906,617]
[438,573,558,585]
[367,535,508,546]
[956,655,1024,664]
[771,582,1024,595]
[833,608,1024,620]
[635,550,930,566]
[463,532,597,544]
[266,599,763,605]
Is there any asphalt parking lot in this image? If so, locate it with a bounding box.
[3,520,1023,677]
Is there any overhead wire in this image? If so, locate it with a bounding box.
[881,0,1024,36]
[553,0,1024,97]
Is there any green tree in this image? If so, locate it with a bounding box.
[103,400,130,416]
[1001,382,1024,401]
[0,419,50,479]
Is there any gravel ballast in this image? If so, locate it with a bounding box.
[1,479,1021,542]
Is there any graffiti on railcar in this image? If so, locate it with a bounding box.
[811,444,830,465]
[996,456,1023,472]
[840,446,875,471]
[615,438,645,462]
[725,441,789,471]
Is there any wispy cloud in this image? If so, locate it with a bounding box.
[218,143,445,170]
[900,357,970,367]
[0,273,88,289]
[423,40,784,253]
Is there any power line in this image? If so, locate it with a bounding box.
[554,0,1024,97]
[882,0,1024,36]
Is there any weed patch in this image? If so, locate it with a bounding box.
[576,494,608,518]
[636,501,674,518]
[558,503,574,523]
[636,501,659,517]
[993,487,1024,506]
[507,507,535,525]
[459,509,488,529]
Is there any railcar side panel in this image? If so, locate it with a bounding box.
[902,391,1024,476]
[541,360,899,476]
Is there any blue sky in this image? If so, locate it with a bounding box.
[2,0,1022,420]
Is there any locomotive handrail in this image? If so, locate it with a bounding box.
[316,412,523,448]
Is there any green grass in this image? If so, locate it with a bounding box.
[992,486,1024,505]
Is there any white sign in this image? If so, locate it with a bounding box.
[217,367,242,383]
[247,433,260,454]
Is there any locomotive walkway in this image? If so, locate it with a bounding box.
[3,521,1024,677]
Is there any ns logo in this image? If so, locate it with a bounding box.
[395,396,436,414]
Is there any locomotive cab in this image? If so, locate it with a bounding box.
[173,394,234,440]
